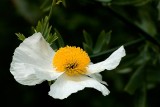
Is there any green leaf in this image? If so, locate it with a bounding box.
[47,33,58,45]
[34,16,49,36]
[56,0,62,5]
[134,0,152,6]
[101,30,111,51]
[83,30,93,48]
[124,64,145,94]
[42,6,51,12]
[61,0,66,7]
[54,29,64,47]
[14,0,41,23]
[135,6,157,36]
[94,30,105,54]
[34,16,58,45]
[83,43,93,55]
[40,0,51,10]
[15,33,26,41]
[158,1,160,21]
[134,81,146,107]
[93,30,111,54]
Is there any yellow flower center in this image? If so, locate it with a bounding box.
[53,46,90,76]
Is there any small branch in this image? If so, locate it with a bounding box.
[48,0,57,20]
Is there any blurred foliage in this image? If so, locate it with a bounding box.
[83,30,111,55]
[1,0,160,107]
[33,16,58,45]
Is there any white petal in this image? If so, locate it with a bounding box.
[88,73,107,85]
[87,46,126,74]
[10,32,62,85]
[49,74,109,99]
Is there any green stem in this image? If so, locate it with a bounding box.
[48,0,57,20]
[42,0,56,35]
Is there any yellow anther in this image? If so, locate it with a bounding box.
[53,46,90,76]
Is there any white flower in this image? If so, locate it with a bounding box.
[10,32,126,99]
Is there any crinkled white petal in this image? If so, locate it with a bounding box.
[49,73,109,99]
[88,73,107,85]
[10,32,62,85]
[87,46,126,74]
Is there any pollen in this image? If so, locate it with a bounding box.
[53,46,90,76]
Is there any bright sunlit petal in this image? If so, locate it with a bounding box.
[87,46,126,74]
[49,73,109,99]
[10,32,61,85]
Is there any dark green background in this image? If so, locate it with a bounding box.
[1,0,160,107]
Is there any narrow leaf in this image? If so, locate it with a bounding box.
[94,30,110,54]
[158,1,160,21]
[40,0,51,10]
[124,64,145,94]
[15,33,26,41]
[101,30,111,51]
[134,81,146,107]
[94,30,105,54]
[83,30,93,48]
[83,43,93,55]
[47,33,58,45]
[61,0,66,7]
[54,29,64,47]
